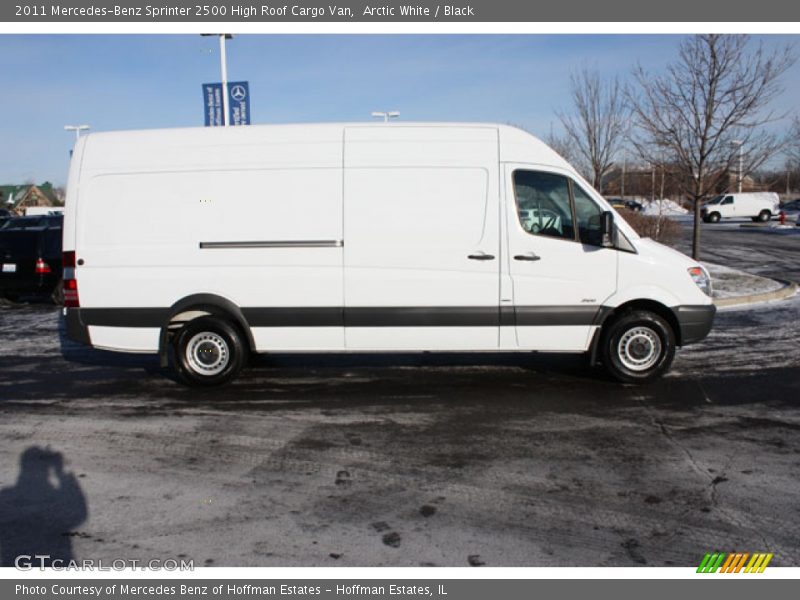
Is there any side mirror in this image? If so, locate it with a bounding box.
[601,211,614,248]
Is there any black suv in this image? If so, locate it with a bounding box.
[0,215,64,303]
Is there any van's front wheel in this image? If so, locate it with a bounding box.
[174,316,246,386]
[601,310,676,384]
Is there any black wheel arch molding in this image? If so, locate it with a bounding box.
[158,294,257,368]
[588,300,715,366]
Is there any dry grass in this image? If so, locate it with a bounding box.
[617,210,683,245]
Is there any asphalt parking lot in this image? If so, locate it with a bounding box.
[0,220,798,568]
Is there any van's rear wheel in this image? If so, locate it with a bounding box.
[601,310,676,384]
[757,210,771,222]
[174,316,246,386]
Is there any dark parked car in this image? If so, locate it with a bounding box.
[0,215,64,303]
[624,200,644,212]
[605,197,643,212]
[606,197,626,210]
[0,208,12,226]
[780,199,800,210]
[779,199,800,222]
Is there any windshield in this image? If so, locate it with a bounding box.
[706,196,724,205]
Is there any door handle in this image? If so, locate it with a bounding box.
[514,253,541,262]
[468,252,495,261]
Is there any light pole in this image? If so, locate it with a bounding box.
[371,111,400,123]
[731,140,744,193]
[64,124,90,142]
[202,34,233,126]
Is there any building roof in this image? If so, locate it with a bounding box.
[0,183,58,208]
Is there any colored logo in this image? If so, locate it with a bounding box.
[697,552,773,573]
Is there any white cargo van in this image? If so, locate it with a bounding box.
[62,123,715,385]
[701,192,779,223]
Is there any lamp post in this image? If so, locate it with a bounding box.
[731,140,744,193]
[371,111,400,123]
[202,34,233,126]
[64,125,90,142]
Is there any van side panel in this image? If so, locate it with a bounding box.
[343,126,500,350]
[74,126,345,352]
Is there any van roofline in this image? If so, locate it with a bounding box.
[80,121,528,138]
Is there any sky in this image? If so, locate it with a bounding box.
[1,34,798,186]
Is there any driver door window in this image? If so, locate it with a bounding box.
[513,171,574,241]
[513,170,606,247]
[573,184,604,246]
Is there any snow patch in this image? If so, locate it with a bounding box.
[641,199,689,216]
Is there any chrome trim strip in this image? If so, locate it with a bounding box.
[199,240,343,249]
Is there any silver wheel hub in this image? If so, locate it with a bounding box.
[617,326,661,371]
[185,332,229,376]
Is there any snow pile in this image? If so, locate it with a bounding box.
[703,262,784,299]
[641,199,689,216]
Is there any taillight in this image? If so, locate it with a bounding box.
[35,258,52,274]
[64,278,80,308]
[62,251,79,306]
[62,251,76,268]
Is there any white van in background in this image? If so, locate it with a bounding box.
[62,123,715,386]
[701,192,779,223]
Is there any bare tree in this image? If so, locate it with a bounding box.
[628,34,795,259]
[544,128,575,165]
[556,68,629,191]
[787,117,800,165]
[53,187,66,206]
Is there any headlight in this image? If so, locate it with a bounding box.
[688,266,712,297]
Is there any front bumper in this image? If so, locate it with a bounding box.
[675,304,716,345]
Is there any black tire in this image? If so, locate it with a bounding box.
[708,212,721,223]
[757,210,771,222]
[51,279,64,305]
[601,310,676,384]
[173,316,246,386]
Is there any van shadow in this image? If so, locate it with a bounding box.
[50,314,799,415]
[0,446,88,567]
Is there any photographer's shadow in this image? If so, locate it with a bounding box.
[0,446,88,567]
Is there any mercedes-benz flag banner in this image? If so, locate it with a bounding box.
[202,81,251,126]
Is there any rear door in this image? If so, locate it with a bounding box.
[343,126,500,350]
[504,165,617,351]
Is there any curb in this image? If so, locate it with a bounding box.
[739,223,799,231]
[714,279,798,308]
